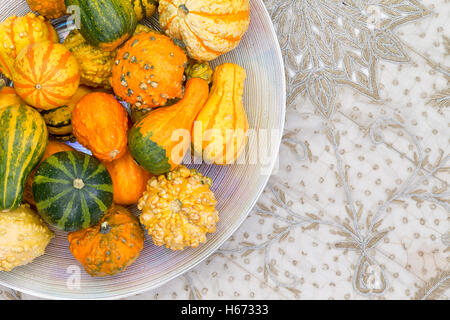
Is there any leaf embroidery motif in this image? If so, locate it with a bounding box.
[264,0,431,117]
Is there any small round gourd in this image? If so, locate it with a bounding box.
[32,151,113,232]
[26,0,67,19]
[112,32,187,109]
[0,205,53,272]
[13,41,80,110]
[138,166,218,250]
[0,13,59,79]
[68,205,144,277]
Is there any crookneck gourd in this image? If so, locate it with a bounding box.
[72,92,129,162]
[13,41,81,110]
[68,205,144,277]
[0,105,48,211]
[27,0,67,19]
[32,151,113,232]
[128,78,210,175]
[0,13,59,79]
[112,31,188,109]
[192,63,249,165]
[0,205,54,272]
[65,0,137,51]
[185,61,213,84]
[130,105,153,124]
[159,0,250,61]
[138,166,218,251]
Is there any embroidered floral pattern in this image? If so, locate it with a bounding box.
[1,0,448,300]
[265,0,431,118]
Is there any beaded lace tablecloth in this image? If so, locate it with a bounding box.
[1,0,449,300]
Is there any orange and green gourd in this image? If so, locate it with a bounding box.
[13,41,80,111]
[128,78,209,175]
[68,205,144,277]
[0,13,60,79]
[65,0,137,52]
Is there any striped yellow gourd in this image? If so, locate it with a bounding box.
[13,41,80,111]
[0,104,48,211]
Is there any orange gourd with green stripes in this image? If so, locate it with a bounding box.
[13,41,80,111]
[128,78,209,175]
[0,13,59,80]
[158,0,250,61]
[0,104,48,211]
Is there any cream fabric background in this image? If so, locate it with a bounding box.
[1,0,448,300]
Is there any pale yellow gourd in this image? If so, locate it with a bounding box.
[0,205,53,272]
[159,0,250,61]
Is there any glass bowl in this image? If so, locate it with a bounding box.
[0,0,285,299]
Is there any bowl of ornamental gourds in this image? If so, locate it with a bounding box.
[0,0,285,299]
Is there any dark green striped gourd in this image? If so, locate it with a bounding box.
[32,151,113,232]
[65,0,137,51]
[0,104,48,211]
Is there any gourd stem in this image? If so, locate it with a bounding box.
[109,150,120,160]
[170,199,183,213]
[73,178,85,190]
[100,221,112,234]
[178,4,189,18]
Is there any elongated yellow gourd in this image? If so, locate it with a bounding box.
[192,63,249,165]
